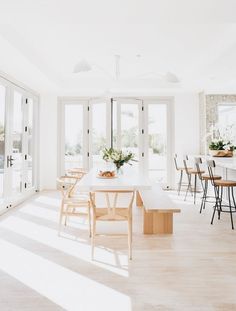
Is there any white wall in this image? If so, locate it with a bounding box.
[39,94,58,190]
[0,34,57,94]
[174,92,200,156]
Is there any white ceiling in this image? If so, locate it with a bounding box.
[1,0,236,94]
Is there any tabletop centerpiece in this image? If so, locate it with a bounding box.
[209,139,235,157]
[102,147,137,174]
[207,124,236,157]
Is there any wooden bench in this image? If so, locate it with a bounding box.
[138,185,181,234]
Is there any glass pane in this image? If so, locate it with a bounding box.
[27,98,34,188]
[91,102,107,167]
[12,91,23,194]
[148,104,167,183]
[112,100,118,149]
[218,104,236,144]
[65,104,83,171]
[120,103,139,168]
[0,85,6,203]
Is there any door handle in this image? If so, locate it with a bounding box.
[7,155,15,167]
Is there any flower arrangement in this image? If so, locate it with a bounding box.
[102,147,137,171]
[209,140,235,151]
[207,124,236,157]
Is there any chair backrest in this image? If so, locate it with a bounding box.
[206,160,216,186]
[89,190,135,220]
[194,157,203,179]
[174,154,179,170]
[57,175,80,198]
[67,168,87,179]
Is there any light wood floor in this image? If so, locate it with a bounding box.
[0,190,236,311]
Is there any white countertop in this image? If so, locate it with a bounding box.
[188,155,236,171]
[77,167,152,191]
[212,157,236,170]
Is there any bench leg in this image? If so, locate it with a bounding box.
[136,191,143,207]
[143,210,173,234]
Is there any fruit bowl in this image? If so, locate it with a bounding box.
[97,170,117,178]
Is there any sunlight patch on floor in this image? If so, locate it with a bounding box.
[34,195,61,207]
[1,215,129,277]
[0,239,131,311]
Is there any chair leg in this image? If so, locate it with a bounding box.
[91,218,96,260]
[58,200,64,235]
[178,170,183,195]
[128,217,132,260]
[88,205,91,238]
[228,187,234,230]
[64,208,68,226]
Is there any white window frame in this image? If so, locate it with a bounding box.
[58,96,174,188]
[0,74,39,211]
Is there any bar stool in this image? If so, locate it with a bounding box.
[174,154,192,195]
[183,159,205,204]
[207,160,236,230]
[195,157,222,213]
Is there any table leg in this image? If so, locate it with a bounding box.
[143,210,173,234]
[136,191,143,207]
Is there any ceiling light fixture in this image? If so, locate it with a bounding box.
[73,59,92,73]
[165,72,180,83]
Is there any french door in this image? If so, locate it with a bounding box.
[88,99,111,168]
[112,98,143,171]
[144,100,173,186]
[0,78,38,212]
[60,97,173,187]
[0,83,6,209]
[62,99,111,172]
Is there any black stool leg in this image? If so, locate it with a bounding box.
[194,174,197,204]
[178,170,183,195]
[211,186,219,225]
[184,173,191,201]
[231,186,236,210]
[200,179,207,213]
[203,180,208,210]
[218,186,223,220]
[228,187,234,230]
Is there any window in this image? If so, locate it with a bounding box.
[218,103,236,144]
[0,78,38,211]
[59,97,173,187]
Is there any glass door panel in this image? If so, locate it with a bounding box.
[12,91,23,196]
[26,98,34,188]
[0,81,38,210]
[0,85,6,207]
[64,104,84,171]
[113,99,142,171]
[120,103,139,169]
[90,101,110,168]
[147,103,168,183]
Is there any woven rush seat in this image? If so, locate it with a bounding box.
[214,180,236,187]
[188,169,205,174]
[202,174,221,181]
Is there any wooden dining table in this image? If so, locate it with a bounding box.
[77,167,152,206]
[77,167,180,234]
